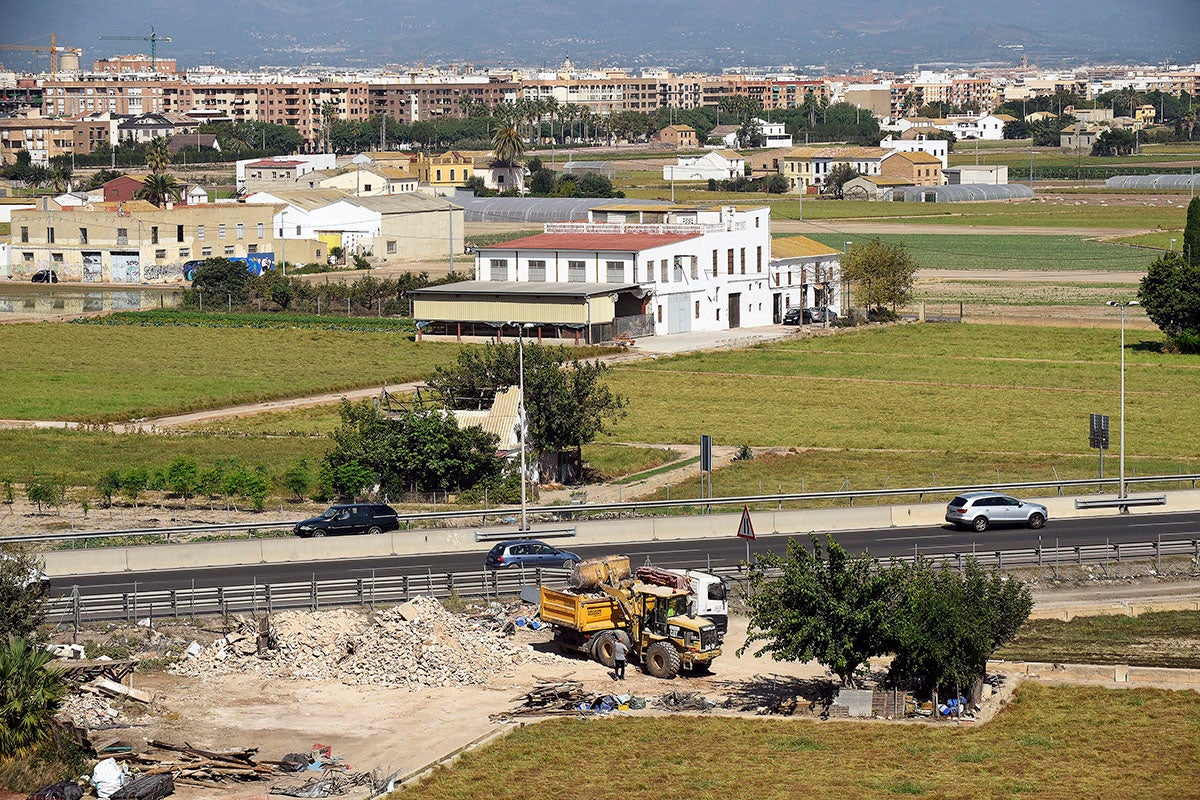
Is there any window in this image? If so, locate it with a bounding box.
[52,252,63,263]
[660,259,668,283]
[528,260,546,281]
[47,227,55,244]
[385,240,397,254]
[201,246,212,257]
[567,260,586,282]
[19,226,28,243]
[756,246,762,272]
[155,249,167,260]
[712,250,718,274]
[179,248,190,258]
[177,224,184,242]
[197,224,205,240]
[740,247,746,274]
[23,252,33,262]
[151,225,159,244]
[657,305,663,323]
[218,224,226,240]
[79,227,88,244]
[691,256,698,280]
[295,225,301,236]
[695,300,700,319]
[489,258,509,281]
[236,223,244,239]
[727,249,734,275]
[117,227,128,245]
[363,183,372,192]
[606,261,624,282]
[256,223,264,238]
[450,169,456,181]
[247,244,257,253]
[436,169,442,181]
[224,245,236,256]
[755,216,760,228]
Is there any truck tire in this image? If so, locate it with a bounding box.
[643,641,681,679]
[591,631,619,668]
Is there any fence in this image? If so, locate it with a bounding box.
[44,537,1200,625]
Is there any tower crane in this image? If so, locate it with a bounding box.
[99,26,172,71]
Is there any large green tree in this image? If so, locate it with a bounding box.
[1185,196,1200,266]
[823,162,861,198]
[842,238,920,314]
[1137,197,1200,350]
[135,172,183,207]
[887,559,1032,702]
[189,257,251,303]
[144,136,171,174]
[491,124,525,167]
[427,343,626,463]
[0,548,49,640]
[741,535,899,687]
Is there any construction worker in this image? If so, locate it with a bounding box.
[612,638,628,681]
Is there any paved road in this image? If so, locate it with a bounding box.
[55,510,1200,596]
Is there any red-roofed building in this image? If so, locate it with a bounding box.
[413,203,776,341]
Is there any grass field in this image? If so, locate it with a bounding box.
[397,683,1200,800]
[804,233,1153,272]
[997,611,1200,669]
[1113,231,1186,249]
[0,323,461,422]
[913,279,1143,307]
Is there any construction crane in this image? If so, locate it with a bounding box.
[99,26,172,71]
[0,32,76,73]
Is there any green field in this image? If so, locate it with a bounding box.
[1113,231,1186,250]
[997,611,1200,669]
[397,684,1200,800]
[0,323,461,422]
[805,233,1154,271]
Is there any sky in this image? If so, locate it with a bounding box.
[4,0,1199,72]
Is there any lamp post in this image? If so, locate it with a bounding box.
[1106,300,1139,501]
[1170,238,1177,252]
[508,321,534,530]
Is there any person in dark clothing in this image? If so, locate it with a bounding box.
[612,638,629,680]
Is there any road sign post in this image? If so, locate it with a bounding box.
[737,505,755,565]
[700,434,713,510]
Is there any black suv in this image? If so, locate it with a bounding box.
[293,504,400,537]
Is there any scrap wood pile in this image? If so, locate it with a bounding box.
[171,596,554,688]
[491,676,647,720]
[654,690,715,712]
[269,770,372,798]
[115,740,275,788]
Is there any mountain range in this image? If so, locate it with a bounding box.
[5,0,1199,72]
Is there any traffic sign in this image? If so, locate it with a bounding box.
[1089,413,1110,450]
[737,505,756,540]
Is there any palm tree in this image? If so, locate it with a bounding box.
[491,124,525,167]
[136,172,183,207]
[145,136,171,174]
[0,637,67,758]
[49,165,73,193]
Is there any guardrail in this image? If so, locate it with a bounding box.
[1075,495,1167,509]
[5,472,1198,546]
[43,537,1200,625]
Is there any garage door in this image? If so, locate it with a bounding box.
[110,252,140,284]
[666,292,691,334]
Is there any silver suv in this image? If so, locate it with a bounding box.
[945,492,1048,532]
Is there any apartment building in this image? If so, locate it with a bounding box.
[43,79,175,117]
[365,80,519,122]
[0,115,75,165]
[781,146,891,193]
[93,56,179,75]
[11,201,277,283]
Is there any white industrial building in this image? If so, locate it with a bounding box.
[663,150,746,181]
[879,135,949,168]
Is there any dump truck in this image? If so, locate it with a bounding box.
[539,556,723,679]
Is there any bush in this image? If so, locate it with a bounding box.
[0,638,67,758]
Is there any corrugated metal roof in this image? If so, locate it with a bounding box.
[347,194,459,213]
[476,231,700,252]
[771,236,841,259]
[454,386,521,451]
[458,196,671,223]
[411,280,640,298]
[244,189,351,210]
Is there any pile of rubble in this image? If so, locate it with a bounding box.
[173,596,552,688]
[59,693,124,729]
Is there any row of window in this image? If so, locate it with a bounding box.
[21,223,265,245]
[488,251,767,283]
[22,244,255,263]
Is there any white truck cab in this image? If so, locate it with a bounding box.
[666,569,728,633]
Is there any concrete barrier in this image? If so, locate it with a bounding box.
[39,487,1200,577]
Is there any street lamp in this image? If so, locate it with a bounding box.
[1106,300,1139,501]
[1170,238,1177,251]
[507,320,535,530]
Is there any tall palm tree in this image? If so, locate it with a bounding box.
[136,172,183,207]
[491,124,525,167]
[0,637,67,757]
[145,136,171,174]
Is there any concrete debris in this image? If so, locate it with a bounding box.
[89,677,154,704]
[59,693,124,729]
[654,690,714,711]
[171,596,553,688]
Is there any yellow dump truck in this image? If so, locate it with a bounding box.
[539,580,723,679]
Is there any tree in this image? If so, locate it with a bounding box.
[760,173,790,194]
[190,257,251,304]
[121,466,148,507]
[165,457,201,506]
[887,560,1032,702]
[737,117,764,148]
[1091,128,1137,156]
[1185,196,1200,266]
[842,238,920,314]
[85,168,125,191]
[1138,250,1200,350]
[135,172,183,207]
[529,168,556,195]
[283,459,311,501]
[144,136,171,174]
[0,548,49,640]
[96,469,122,508]
[741,535,899,687]
[24,477,65,514]
[822,162,861,198]
[0,638,67,759]
[427,343,626,473]
[491,124,525,167]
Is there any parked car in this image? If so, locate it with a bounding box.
[782,307,803,326]
[945,492,1048,532]
[31,269,59,284]
[803,306,838,324]
[485,540,581,570]
[293,503,400,537]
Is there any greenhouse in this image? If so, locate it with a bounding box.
[883,184,1035,203]
[1105,174,1200,190]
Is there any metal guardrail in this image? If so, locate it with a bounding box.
[4,473,1198,545]
[1075,495,1167,509]
[43,538,1200,624]
[473,527,577,542]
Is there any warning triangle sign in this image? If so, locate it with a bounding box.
[736,505,756,540]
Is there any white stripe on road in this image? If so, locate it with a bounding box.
[875,534,956,542]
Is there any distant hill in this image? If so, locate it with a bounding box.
[5,0,1198,72]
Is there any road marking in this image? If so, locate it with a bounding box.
[875,533,956,542]
[1128,521,1195,527]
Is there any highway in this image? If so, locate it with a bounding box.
[52,510,1200,598]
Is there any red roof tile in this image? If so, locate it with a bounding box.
[477,232,701,252]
